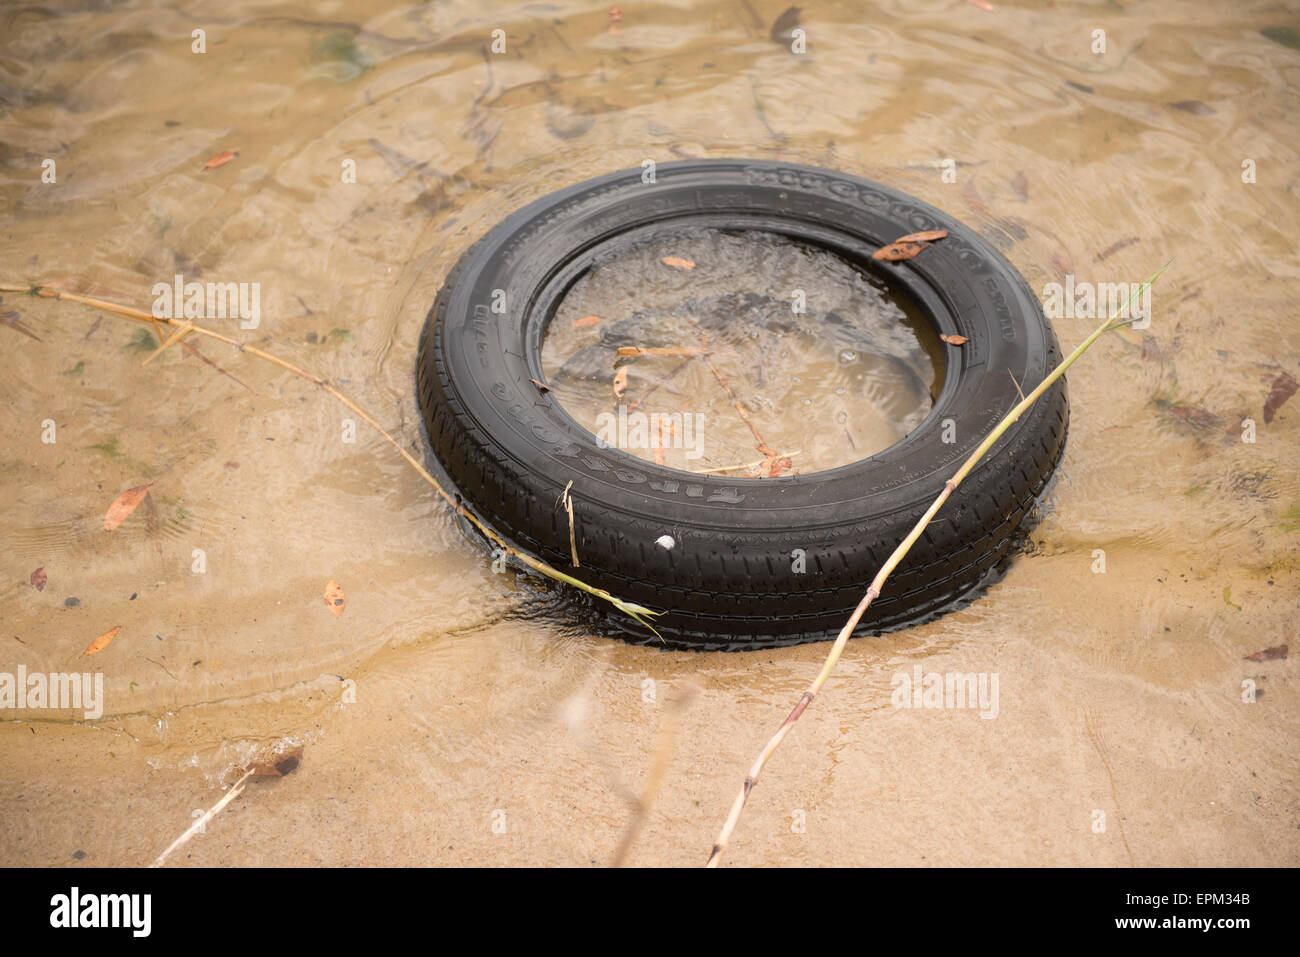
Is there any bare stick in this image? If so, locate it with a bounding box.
[560,480,579,567]
[691,450,803,475]
[141,321,194,365]
[629,356,693,410]
[704,262,1171,867]
[701,352,778,458]
[1,281,661,635]
[151,771,252,867]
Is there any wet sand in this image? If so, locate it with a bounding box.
[0,0,1296,866]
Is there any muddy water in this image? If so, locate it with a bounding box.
[541,228,940,473]
[1,1,1297,867]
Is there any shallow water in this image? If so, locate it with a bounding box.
[541,228,940,473]
[0,0,1297,866]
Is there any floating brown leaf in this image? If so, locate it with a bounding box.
[1262,372,1297,424]
[323,580,346,618]
[30,567,47,592]
[894,229,949,244]
[104,484,152,531]
[612,366,629,399]
[248,745,304,777]
[661,256,696,270]
[572,315,601,328]
[615,346,704,358]
[1244,644,1287,662]
[940,334,969,346]
[872,241,927,261]
[202,150,238,171]
[83,625,121,657]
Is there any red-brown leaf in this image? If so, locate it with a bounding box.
[940,334,969,345]
[872,241,928,261]
[323,580,346,618]
[894,229,949,244]
[104,484,152,531]
[83,625,121,656]
[30,567,47,592]
[1244,644,1287,662]
[203,150,238,171]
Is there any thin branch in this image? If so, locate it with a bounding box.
[151,770,252,867]
[704,261,1172,867]
[1,281,662,636]
[691,450,803,475]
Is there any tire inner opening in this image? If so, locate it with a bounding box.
[539,226,945,476]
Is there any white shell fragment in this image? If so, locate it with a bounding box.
[655,534,675,550]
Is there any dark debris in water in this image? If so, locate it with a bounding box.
[1262,372,1297,423]
[1169,100,1216,116]
[1261,27,1300,50]
[1152,398,1221,430]
[248,746,304,779]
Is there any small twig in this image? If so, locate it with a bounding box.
[141,321,194,365]
[559,480,579,568]
[704,261,1172,867]
[616,345,708,358]
[151,770,252,867]
[700,349,777,458]
[691,450,803,475]
[629,356,694,410]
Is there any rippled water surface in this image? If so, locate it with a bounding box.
[1,0,1297,866]
[542,228,940,472]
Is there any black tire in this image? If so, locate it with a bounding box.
[417,159,1067,650]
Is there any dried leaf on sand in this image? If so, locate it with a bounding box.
[104,484,152,531]
[323,580,346,618]
[83,625,121,656]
